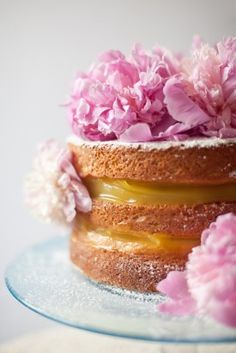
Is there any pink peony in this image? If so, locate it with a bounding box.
[165,37,236,138]
[68,44,181,142]
[67,38,236,142]
[157,213,236,328]
[158,271,196,315]
[25,140,92,225]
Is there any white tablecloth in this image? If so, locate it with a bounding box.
[0,327,236,353]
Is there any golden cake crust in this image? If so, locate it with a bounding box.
[69,138,236,184]
[70,231,186,292]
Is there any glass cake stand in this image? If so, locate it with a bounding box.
[5,236,236,344]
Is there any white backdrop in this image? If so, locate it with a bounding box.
[1,0,236,342]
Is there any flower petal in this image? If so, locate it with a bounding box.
[157,271,190,300]
[158,297,196,316]
[164,77,210,126]
[119,123,153,142]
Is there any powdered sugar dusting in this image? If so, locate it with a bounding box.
[67,135,236,151]
[135,216,147,223]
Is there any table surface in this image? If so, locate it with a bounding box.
[0,327,236,353]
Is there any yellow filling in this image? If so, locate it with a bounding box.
[77,218,199,254]
[85,177,236,205]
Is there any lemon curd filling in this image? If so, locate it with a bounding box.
[84,177,236,205]
[76,218,199,254]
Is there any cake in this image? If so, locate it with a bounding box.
[69,137,236,291]
[25,37,236,294]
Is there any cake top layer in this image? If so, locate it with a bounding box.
[67,37,236,143]
[69,135,236,184]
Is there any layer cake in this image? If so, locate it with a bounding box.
[69,137,236,292]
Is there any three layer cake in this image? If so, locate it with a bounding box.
[69,137,236,291]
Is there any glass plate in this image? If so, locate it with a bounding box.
[5,237,236,343]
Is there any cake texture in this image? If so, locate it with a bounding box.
[69,137,236,291]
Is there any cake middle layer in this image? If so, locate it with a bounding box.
[85,177,236,205]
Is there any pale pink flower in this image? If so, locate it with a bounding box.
[157,213,236,328]
[164,37,236,138]
[25,140,92,225]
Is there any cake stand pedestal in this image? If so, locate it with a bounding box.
[5,236,236,344]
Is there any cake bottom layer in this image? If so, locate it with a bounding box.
[70,232,187,292]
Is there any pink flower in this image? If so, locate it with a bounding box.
[158,271,196,315]
[67,38,236,142]
[157,213,236,328]
[25,140,92,225]
[164,38,236,138]
[68,44,181,142]
[164,77,210,128]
